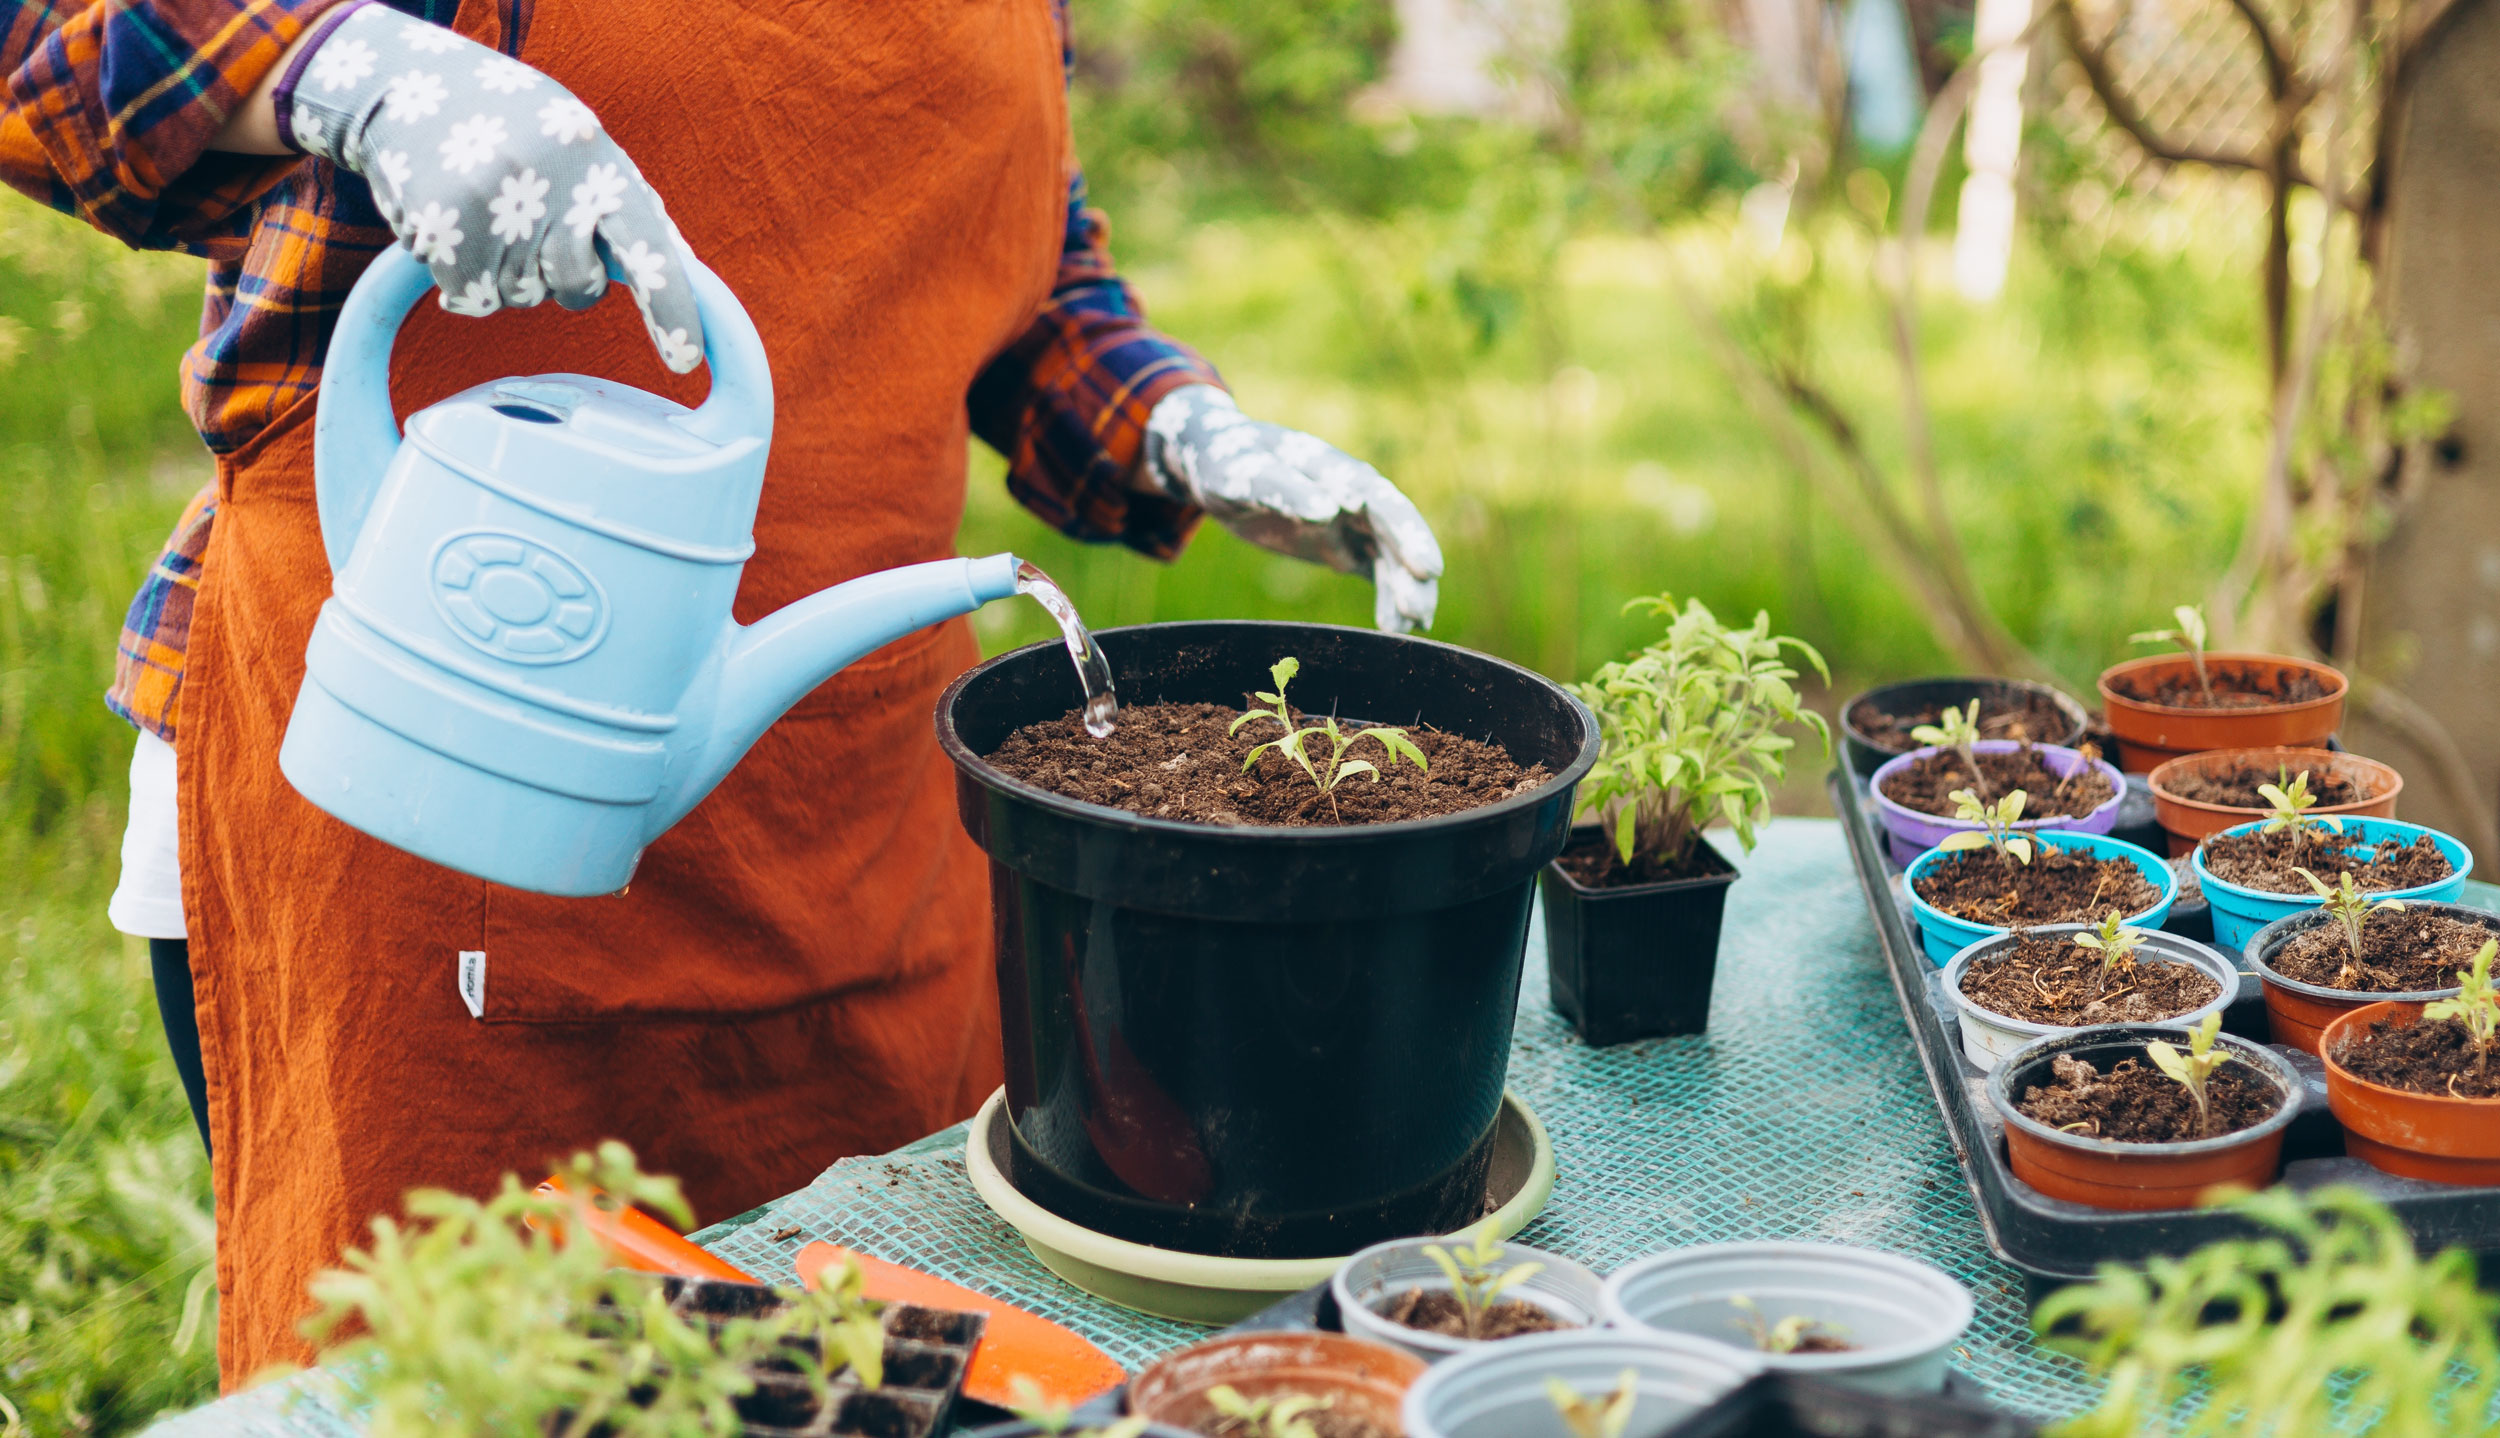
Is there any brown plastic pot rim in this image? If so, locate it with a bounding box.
[2244,904,2475,1007]
[2095,653,2350,718]
[1986,1024,2303,1160]
[2146,748,2400,823]
[2320,1002,2500,1111]
[1547,828,1737,898]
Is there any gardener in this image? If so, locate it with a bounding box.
[3,0,1442,1381]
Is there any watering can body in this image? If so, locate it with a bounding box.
[281,246,1018,896]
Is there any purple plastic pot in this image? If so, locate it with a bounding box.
[1868,740,2125,866]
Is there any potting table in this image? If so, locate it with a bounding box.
[153,817,2126,1436]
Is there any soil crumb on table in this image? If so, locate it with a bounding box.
[984,702,1547,827]
[1912,846,2163,927]
[2167,762,2367,810]
[2018,1052,2281,1141]
[2272,912,2488,993]
[1958,933,2221,1025]
[1878,745,2114,819]
[2199,829,2452,895]
[2109,667,2332,709]
[1381,1288,1570,1340]
[1852,692,2074,754]
[1553,830,1733,889]
[2333,1015,2500,1099]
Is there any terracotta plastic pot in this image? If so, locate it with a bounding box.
[2147,746,2400,858]
[1130,1331,1425,1435]
[2321,1001,2500,1185]
[1986,1025,2302,1211]
[2243,904,2482,1055]
[2095,653,2348,773]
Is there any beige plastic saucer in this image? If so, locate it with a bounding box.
[963,1088,1556,1326]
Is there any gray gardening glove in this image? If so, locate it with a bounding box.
[284,4,702,372]
[1143,385,1444,633]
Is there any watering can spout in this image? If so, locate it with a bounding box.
[661,553,1021,834]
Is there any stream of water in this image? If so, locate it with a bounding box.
[1014,560,1119,737]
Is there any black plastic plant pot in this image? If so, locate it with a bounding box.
[937,621,1600,1260]
[1840,676,2088,779]
[1540,829,1737,1046]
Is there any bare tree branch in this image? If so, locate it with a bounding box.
[2054,1,2273,173]
[2220,0,2293,98]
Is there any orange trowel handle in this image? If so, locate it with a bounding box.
[796,1241,1126,1410]
[532,1176,758,1283]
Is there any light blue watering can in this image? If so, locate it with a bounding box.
[280,247,1020,896]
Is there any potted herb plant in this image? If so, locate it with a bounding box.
[939,622,1599,1259]
[1597,1243,1973,1395]
[2095,605,2348,773]
[1127,1330,1427,1437]
[2244,894,2494,1054]
[2189,773,2470,949]
[1838,676,2087,779]
[1332,1220,1604,1364]
[2321,940,2500,1185]
[1987,1019,2302,1210]
[1901,797,2177,965]
[1941,918,2238,1072]
[2145,745,2399,857]
[1398,1329,1760,1438]
[1538,596,1828,1045]
[1866,701,2125,866]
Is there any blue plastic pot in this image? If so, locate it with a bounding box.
[1904,832,2178,967]
[2192,817,2472,950]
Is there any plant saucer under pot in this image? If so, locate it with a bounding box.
[1986,1024,2302,1211]
[1541,825,1737,1045]
[2095,652,2348,774]
[2321,1001,2500,1186]
[2146,746,2399,859]
[1128,1330,1425,1436]
[1839,675,2088,780]
[2244,904,2487,1055]
[1868,740,2125,868]
[1400,1328,1760,1438]
[1598,1242,1974,1395]
[1332,1234,1605,1364]
[1942,926,2238,1073]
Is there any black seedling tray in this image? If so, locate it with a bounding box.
[1830,768,2500,1286]
[662,1276,984,1438]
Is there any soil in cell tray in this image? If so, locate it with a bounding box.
[1958,932,2223,1026]
[2107,666,2333,709]
[985,702,1546,828]
[1912,846,2163,928]
[2199,829,2452,896]
[1851,692,2075,755]
[1553,829,1735,889]
[1380,1288,1571,1340]
[1879,745,2115,819]
[2271,912,2490,993]
[2017,1052,2282,1141]
[2165,761,2368,810]
[2333,1015,2500,1099]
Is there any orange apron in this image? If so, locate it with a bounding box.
[182,0,1067,1382]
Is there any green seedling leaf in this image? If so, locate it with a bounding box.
[2294,867,2404,984]
[1546,1369,1638,1438]
[2145,1012,2232,1138]
[2131,602,2215,703]
[2423,939,2498,1075]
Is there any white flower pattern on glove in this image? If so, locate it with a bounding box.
[400,22,459,53]
[438,114,505,173]
[445,276,502,316]
[614,240,669,295]
[564,164,626,238]
[488,169,549,243]
[406,201,463,265]
[309,38,376,92]
[381,70,447,123]
[471,56,538,94]
[537,98,598,144]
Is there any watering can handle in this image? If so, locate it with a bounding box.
[311,244,773,574]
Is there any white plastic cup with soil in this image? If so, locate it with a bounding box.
[1839,675,2089,780]
[2243,901,2491,1055]
[1868,739,2125,868]
[1596,1242,1975,1395]
[1398,1328,1760,1438]
[1941,924,2239,1073]
[938,621,1599,1262]
[1330,1228,1604,1365]
[1986,1023,2302,1210]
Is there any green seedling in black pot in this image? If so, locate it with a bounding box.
[1545,1369,1637,1438]
[1231,656,1427,819]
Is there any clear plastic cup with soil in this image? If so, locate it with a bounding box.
[1331,1226,1603,1363]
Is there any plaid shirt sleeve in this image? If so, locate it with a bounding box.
[1,0,350,256]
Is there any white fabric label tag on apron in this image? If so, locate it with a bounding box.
[458,950,486,1019]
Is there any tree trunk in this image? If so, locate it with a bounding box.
[2345,0,2500,872]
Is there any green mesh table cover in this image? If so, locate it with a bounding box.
[153,817,2108,1435]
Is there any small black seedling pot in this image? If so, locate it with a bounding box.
[655,1277,984,1438]
[1840,676,2088,779]
[938,621,1599,1260]
[1541,829,1737,1046]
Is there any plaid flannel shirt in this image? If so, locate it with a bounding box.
[1,0,1221,741]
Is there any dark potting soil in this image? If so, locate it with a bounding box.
[984,702,1547,827]
[1878,746,2114,819]
[1957,932,2222,1025]
[1553,830,1733,889]
[2109,666,2333,709]
[2272,911,2488,993]
[1851,692,2075,754]
[1206,1399,1394,1438]
[1911,846,2163,928]
[2017,1052,2281,1142]
[2199,829,2452,895]
[2166,762,2368,810]
[1775,1329,1856,1354]
[1380,1288,1571,1340]
[2333,1015,2500,1099]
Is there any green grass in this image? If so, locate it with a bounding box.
[0,179,2268,1429]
